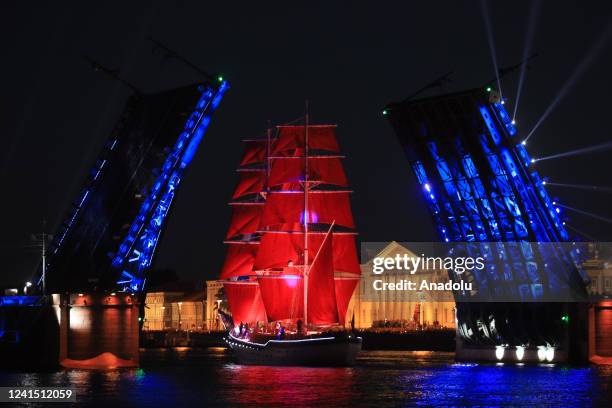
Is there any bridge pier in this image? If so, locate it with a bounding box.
[454,303,592,364]
[589,300,612,364]
[55,293,140,369]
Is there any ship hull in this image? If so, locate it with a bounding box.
[226,333,362,366]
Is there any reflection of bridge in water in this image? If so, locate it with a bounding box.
[385,86,611,364]
[0,76,228,368]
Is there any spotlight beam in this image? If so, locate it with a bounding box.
[534,141,612,162]
[479,0,503,98]
[546,182,612,193]
[564,223,598,242]
[525,23,612,142]
[556,203,612,225]
[513,0,542,121]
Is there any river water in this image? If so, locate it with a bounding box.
[1,348,610,407]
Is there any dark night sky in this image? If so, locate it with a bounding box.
[1,1,611,287]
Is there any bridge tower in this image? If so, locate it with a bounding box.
[385,86,591,363]
[35,76,228,367]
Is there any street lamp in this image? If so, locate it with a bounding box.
[216,299,222,330]
[24,281,32,295]
[178,302,183,331]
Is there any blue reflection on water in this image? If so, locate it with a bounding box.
[0,349,610,407]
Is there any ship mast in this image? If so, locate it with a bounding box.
[266,121,271,196]
[303,101,309,326]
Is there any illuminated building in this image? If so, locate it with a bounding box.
[347,242,456,330]
[205,280,226,330]
[582,256,612,297]
[143,291,206,331]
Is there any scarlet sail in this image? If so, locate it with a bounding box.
[220,122,360,329]
[225,205,263,239]
[258,276,304,321]
[224,282,267,324]
[260,191,355,230]
[239,140,267,166]
[269,157,348,187]
[220,243,258,280]
[232,172,265,199]
[334,277,360,325]
[253,232,360,274]
[272,125,340,155]
[306,232,338,324]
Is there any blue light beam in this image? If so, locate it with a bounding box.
[525,23,612,142]
[513,0,541,121]
[480,0,503,99]
[546,181,612,193]
[564,223,598,241]
[534,141,612,162]
[556,203,612,225]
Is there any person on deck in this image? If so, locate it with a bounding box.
[296,319,303,337]
[275,321,281,337]
[275,322,283,340]
[279,325,286,340]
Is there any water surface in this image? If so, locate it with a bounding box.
[1,348,610,407]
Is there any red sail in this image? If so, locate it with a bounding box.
[232,172,265,199]
[240,140,267,166]
[253,232,360,274]
[332,234,361,275]
[260,192,354,230]
[226,205,263,239]
[224,282,267,324]
[257,276,304,321]
[334,277,359,325]
[269,157,348,187]
[272,125,340,155]
[220,243,258,279]
[307,232,338,325]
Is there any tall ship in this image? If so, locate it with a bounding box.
[219,114,362,366]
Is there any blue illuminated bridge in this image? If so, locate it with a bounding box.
[41,79,228,294]
[385,87,591,360]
